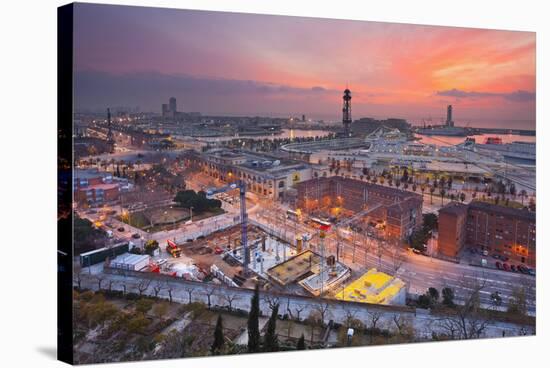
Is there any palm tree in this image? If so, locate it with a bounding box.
[520,189,527,205]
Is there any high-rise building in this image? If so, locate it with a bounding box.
[161,103,169,118]
[169,97,177,114]
[446,105,454,127]
[342,88,352,136]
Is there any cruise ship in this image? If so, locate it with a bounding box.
[416,125,470,137]
[464,137,536,164]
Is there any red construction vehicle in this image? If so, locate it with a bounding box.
[149,262,160,273]
[167,239,182,258]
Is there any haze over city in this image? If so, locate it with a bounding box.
[74,4,535,129]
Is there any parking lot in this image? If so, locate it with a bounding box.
[458,246,535,276]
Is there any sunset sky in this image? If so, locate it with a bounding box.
[74,3,536,129]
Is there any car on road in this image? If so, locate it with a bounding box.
[117,227,125,232]
[518,265,529,274]
[496,261,502,269]
[132,233,141,239]
[411,247,426,255]
[528,268,536,276]
[503,263,510,271]
[510,265,517,272]
[492,254,500,259]
[214,246,224,255]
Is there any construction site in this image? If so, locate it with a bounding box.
[78,172,411,306]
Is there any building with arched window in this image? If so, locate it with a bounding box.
[184,149,313,199]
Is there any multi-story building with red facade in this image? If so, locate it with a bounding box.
[438,202,468,258]
[295,177,423,239]
[74,169,123,206]
[438,201,536,267]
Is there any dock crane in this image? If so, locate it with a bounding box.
[206,180,250,274]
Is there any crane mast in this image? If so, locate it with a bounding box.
[206,180,249,274]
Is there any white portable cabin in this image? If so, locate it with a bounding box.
[110,253,150,271]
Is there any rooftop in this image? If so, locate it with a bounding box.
[267,250,320,286]
[439,202,468,216]
[74,169,108,180]
[469,200,535,222]
[78,183,119,191]
[334,268,406,305]
[266,249,351,296]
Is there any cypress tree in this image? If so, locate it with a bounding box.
[263,304,279,352]
[296,333,306,350]
[247,284,261,353]
[211,314,224,355]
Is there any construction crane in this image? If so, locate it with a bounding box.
[206,180,250,274]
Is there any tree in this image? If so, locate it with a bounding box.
[73,264,83,290]
[153,280,164,297]
[222,292,240,312]
[428,287,440,302]
[442,287,455,308]
[429,186,435,204]
[296,334,306,350]
[183,285,195,304]
[203,285,217,308]
[402,167,409,182]
[263,303,280,352]
[136,279,151,296]
[153,301,169,320]
[247,285,261,353]
[417,294,432,309]
[127,313,151,334]
[410,229,428,252]
[520,189,527,205]
[211,314,225,355]
[422,213,438,234]
[136,298,154,313]
[174,189,222,213]
[160,330,186,359]
[144,240,159,255]
[507,287,527,317]
[313,302,330,326]
[437,278,491,339]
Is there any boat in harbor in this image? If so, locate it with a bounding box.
[463,136,536,164]
[416,125,470,137]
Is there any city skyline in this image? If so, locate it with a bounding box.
[74,4,535,128]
